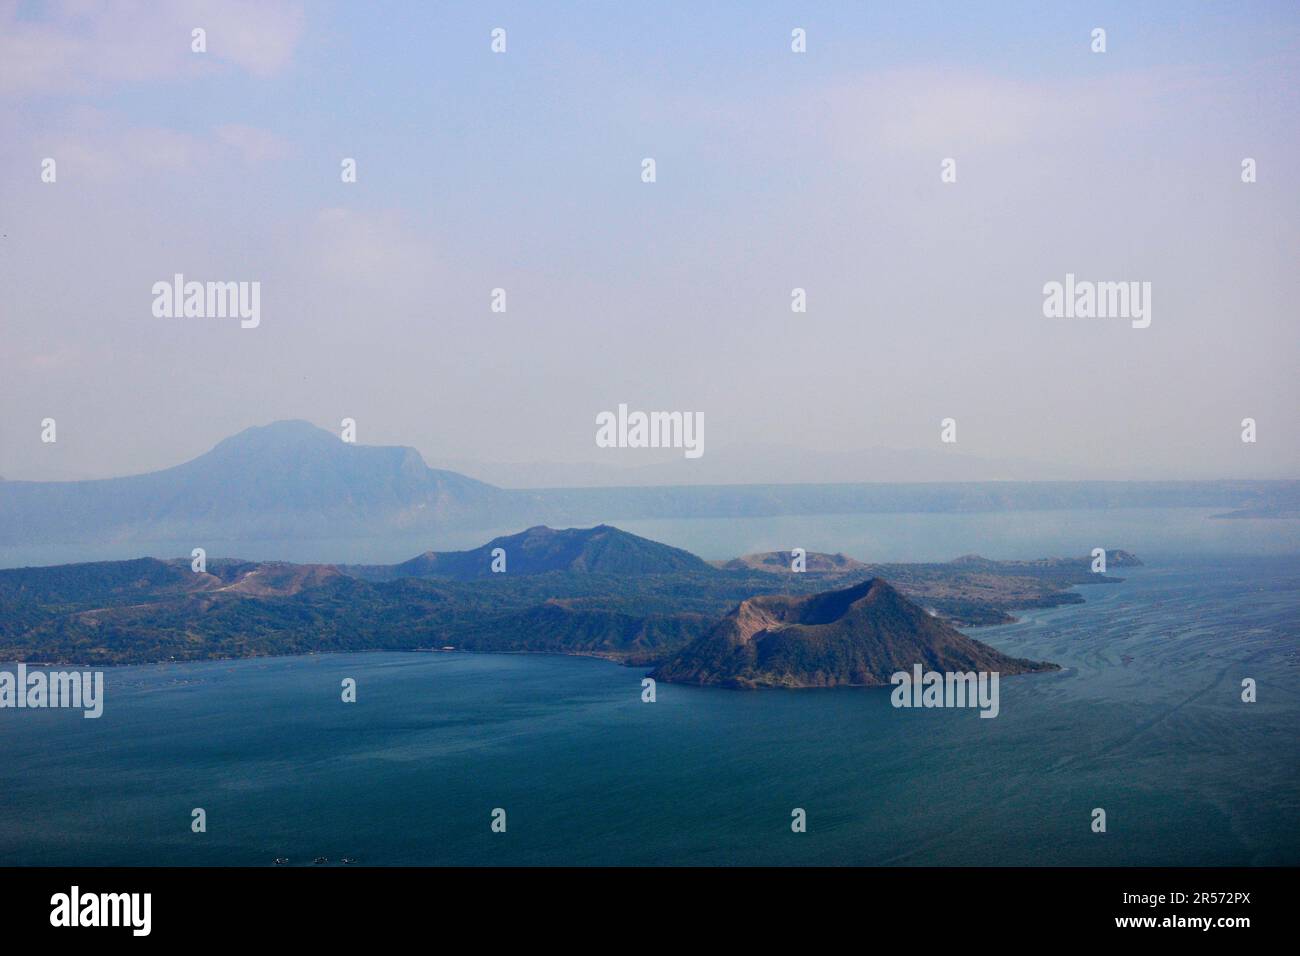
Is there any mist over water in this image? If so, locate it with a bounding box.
[3,506,1296,569]
[617,508,1300,563]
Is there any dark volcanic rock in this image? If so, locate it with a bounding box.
[652,578,1057,689]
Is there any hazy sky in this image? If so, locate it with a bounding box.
[2,0,1297,483]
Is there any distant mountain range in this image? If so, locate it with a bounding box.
[652,578,1056,689]
[0,420,518,547]
[0,524,1135,670]
[2,420,1293,561]
[716,551,872,574]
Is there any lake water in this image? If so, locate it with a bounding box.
[4,506,1297,568]
[1,532,1296,865]
[617,507,1300,563]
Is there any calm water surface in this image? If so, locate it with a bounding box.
[1,549,1296,866]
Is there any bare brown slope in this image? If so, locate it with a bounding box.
[220,562,343,597]
[652,578,1056,689]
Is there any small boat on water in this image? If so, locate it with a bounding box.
[340,857,356,864]
[313,856,328,864]
[274,858,289,865]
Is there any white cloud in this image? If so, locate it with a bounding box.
[26,107,287,182]
[0,0,305,96]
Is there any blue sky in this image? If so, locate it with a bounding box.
[1,1,1297,483]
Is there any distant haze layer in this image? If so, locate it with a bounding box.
[0,4,1297,483]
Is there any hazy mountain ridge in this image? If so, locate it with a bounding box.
[0,421,1295,560]
[0,421,519,546]
[723,549,1142,575]
[715,551,871,573]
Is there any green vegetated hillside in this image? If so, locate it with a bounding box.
[343,524,713,580]
[0,525,1138,680]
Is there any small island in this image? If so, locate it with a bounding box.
[0,525,1136,672]
[652,578,1057,689]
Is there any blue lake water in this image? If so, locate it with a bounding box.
[4,506,1296,568]
[1,543,1296,865]
[616,508,1300,563]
